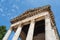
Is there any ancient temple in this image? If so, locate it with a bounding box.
[3,5,60,40]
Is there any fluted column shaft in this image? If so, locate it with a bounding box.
[12,24,22,40]
[26,20,35,40]
[45,15,56,40]
[3,28,12,40]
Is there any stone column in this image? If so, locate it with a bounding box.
[26,20,35,40]
[45,15,56,40]
[3,28,12,40]
[12,24,22,40]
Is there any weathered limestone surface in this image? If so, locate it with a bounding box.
[12,25,22,40]
[26,20,35,40]
[45,15,57,40]
[3,5,60,40]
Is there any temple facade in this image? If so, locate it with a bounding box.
[3,5,60,40]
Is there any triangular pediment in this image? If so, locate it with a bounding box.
[10,5,55,25]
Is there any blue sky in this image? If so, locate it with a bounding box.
[0,0,60,40]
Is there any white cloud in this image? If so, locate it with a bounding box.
[11,9,16,12]
[7,13,12,19]
[24,0,48,6]
[25,0,38,4]
[5,8,8,11]
[15,6,19,9]
[0,4,2,7]
[0,0,5,2]
[7,13,11,16]
[9,17,13,19]
[0,8,3,12]
[2,14,5,16]
[16,0,20,2]
[12,4,19,9]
